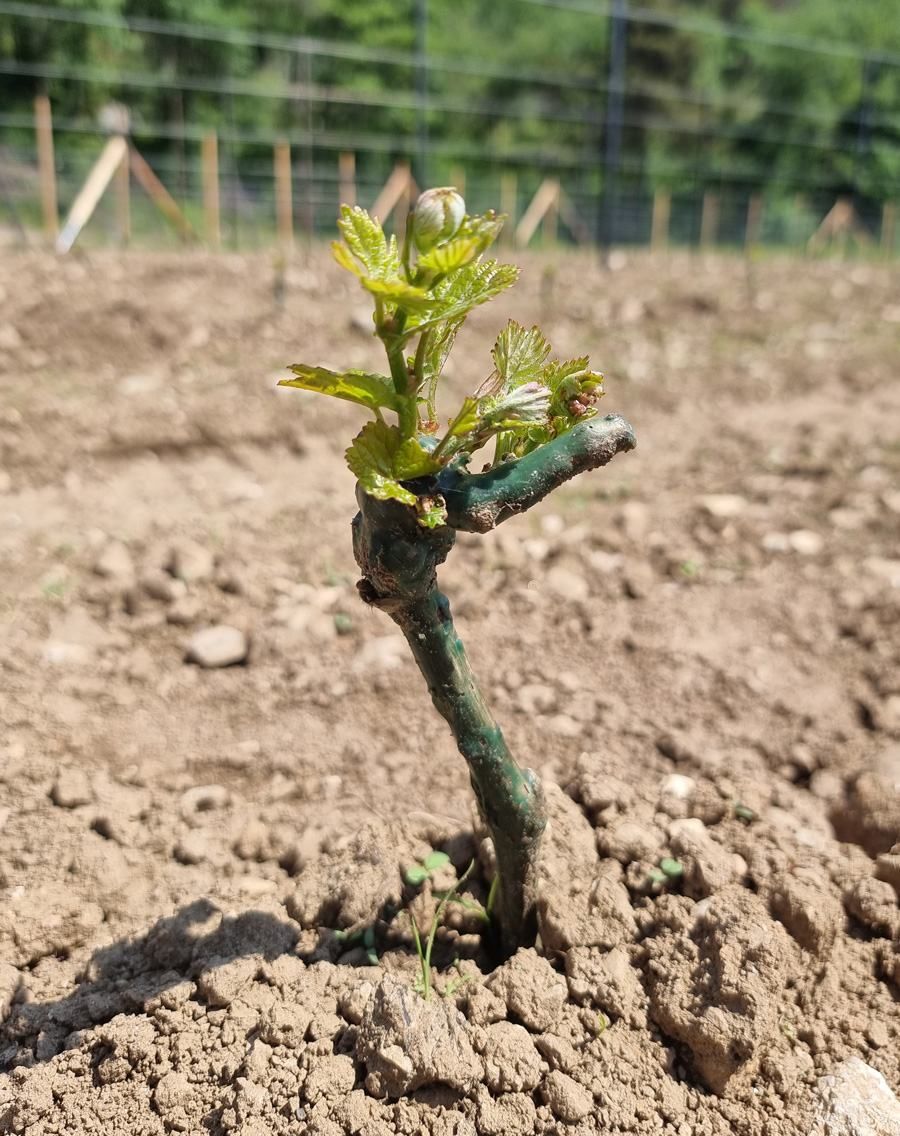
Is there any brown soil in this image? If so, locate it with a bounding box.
[1,247,899,1135]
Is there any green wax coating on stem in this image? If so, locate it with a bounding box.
[351,410,636,955]
[440,413,636,532]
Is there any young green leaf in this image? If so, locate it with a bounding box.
[659,857,684,879]
[444,397,480,440]
[361,276,436,312]
[404,259,520,340]
[416,495,449,529]
[345,421,417,507]
[335,205,400,280]
[417,236,481,274]
[424,316,465,383]
[481,381,552,429]
[279,364,401,413]
[423,850,451,872]
[455,211,506,254]
[405,864,429,886]
[490,321,552,393]
[546,358,604,415]
[394,437,442,480]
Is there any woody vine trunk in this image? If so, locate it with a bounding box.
[353,413,636,957]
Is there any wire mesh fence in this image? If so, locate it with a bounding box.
[1,0,898,256]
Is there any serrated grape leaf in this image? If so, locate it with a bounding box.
[335,205,400,280]
[417,236,481,274]
[546,358,604,428]
[279,364,400,412]
[544,356,590,392]
[445,396,480,439]
[455,211,506,253]
[331,239,361,277]
[424,315,466,383]
[394,436,442,480]
[345,421,416,506]
[490,321,553,394]
[361,276,436,312]
[404,259,520,340]
[481,382,552,429]
[491,354,604,463]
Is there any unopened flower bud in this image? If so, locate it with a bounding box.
[412,187,466,251]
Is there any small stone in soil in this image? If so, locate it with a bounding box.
[50,766,94,808]
[541,1069,594,1123]
[808,1057,900,1136]
[168,540,215,582]
[93,540,135,583]
[185,625,249,668]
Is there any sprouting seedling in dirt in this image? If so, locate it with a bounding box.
[408,859,478,1000]
[334,923,380,966]
[404,849,452,887]
[279,186,636,957]
[647,857,684,887]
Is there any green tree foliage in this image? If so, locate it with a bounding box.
[1,0,898,205]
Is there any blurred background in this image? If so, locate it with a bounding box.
[1,0,899,254]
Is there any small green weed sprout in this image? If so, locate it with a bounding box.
[280,187,636,956]
[407,859,479,1000]
[647,857,684,887]
[404,849,452,887]
[334,924,380,966]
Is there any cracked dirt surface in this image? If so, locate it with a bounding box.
[1,248,899,1133]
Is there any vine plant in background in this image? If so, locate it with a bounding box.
[280,188,636,957]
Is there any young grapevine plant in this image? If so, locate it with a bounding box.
[280,188,635,957]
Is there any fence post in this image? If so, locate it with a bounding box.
[34,95,58,241]
[339,151,356,208]
[515,179,560,248]
[274,141,293,248]
[651,190,670,251]
[500,173,517,244]
[544,180,558,245]
[201,132,220,248]
[745,194,763,251]
[115,143,130,245]
[700,191,719,249]
[882,202,896,257]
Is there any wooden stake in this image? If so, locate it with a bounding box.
[129,146,194,241]
[700,191,719,249]
[115,143,130,245]
[370,163,413,228]
[500,173,517,244]
[274,141,293,248]
[557,186,591,246]
[450,166,466,198]
[882,202,896,256]
[544,180,559,245]
[201,132,220,248]
[56,135,127,254]
[651,190,670,251]
[34,95,58,241]
[515,178,560,247]
[339,151,356,208]
[745,194,763,251]
[397,162,414,238]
